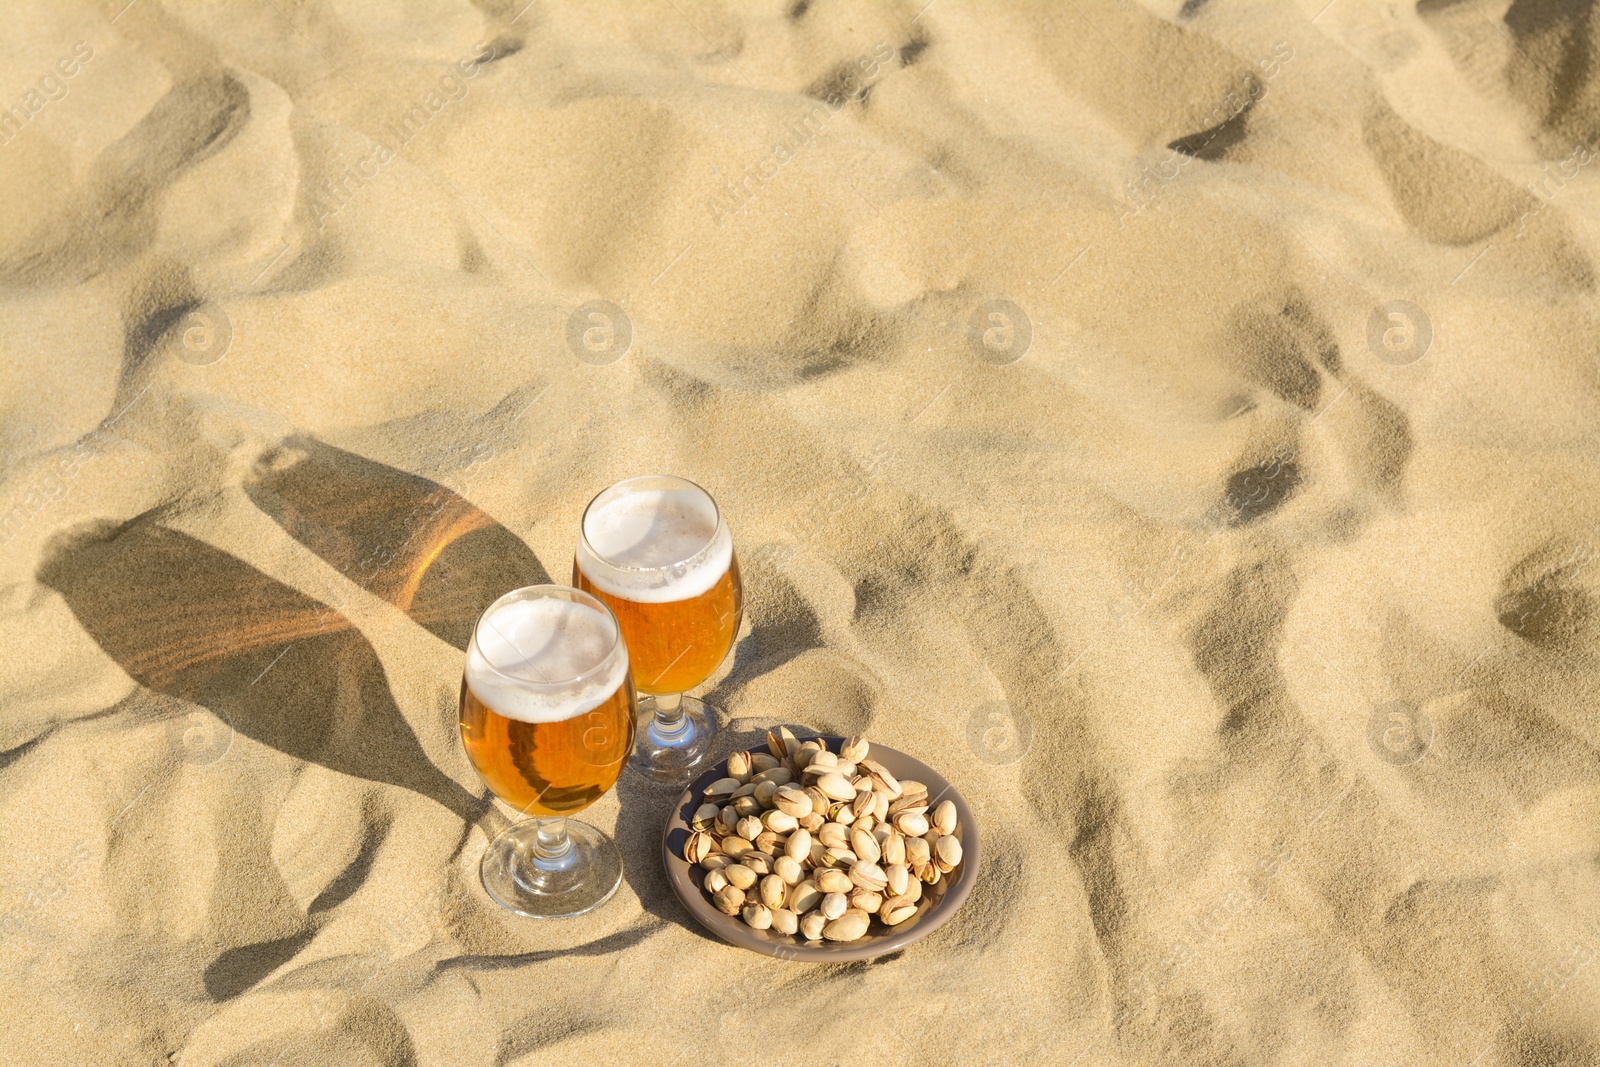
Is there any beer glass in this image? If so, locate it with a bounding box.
[574,475,743,780]
[459,585,635,917]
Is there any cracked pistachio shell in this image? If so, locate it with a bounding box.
[754,780,780,808]
[799,910,827,940]
[771,908,799,936]
[849,861,889,892]
[742,903,773,930]
[691,803,721,831]
[823,909,870,942]
[817,823,850,850]
[726,750,752,780]
[861,759,902,798]
[881,832,906,867]
[750,753,780,773]
[704,777,740,800]
[703,868,729,894]
[736,815,764,841]
[880,895,917,926]
[741,852,773,876]
[760,874,787,909]
[933,800,958,836]
[851,790,875,819]
[723,863,757,890]
[773,786,813,818]
[823,847,859,870]
[839,736,869,763]
[763,809,799,834]
[684,831,716,865]
[819,892,848,921]
[721,836,755,859]
[851,828,881,865]
[713,885,745,915]
[767,726,797,760]
[935,835,963,872]
[885,863,910,897]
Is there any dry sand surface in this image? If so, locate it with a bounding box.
[4,0,1600,1063]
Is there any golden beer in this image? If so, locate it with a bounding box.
[572,555,742,694]
[574,475,743,779]
[458,585,634,917]
[458,674,635,816]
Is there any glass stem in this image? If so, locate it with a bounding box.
[529,817,574,872]
[653,692,689,741]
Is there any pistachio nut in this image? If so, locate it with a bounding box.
[819,892,848,921]
[814,868,853,895]
[772,785,813,818]
[851,828,882,865]
[713,885,745,915]
[823,910,870,941]
[684,831,716,865]
[743,903,773,930]
[850,889,883,914]
[799,910,827,941]
[771,907,799,936]
[784,828,812,861]
[789,880,822,913]
[815,772,856,802]
[879,895,917,926]
[881,832,906,866]
[774,855,804,885]
[894,812,930,837]
[763,809,799,834]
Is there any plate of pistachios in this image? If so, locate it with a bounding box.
[662,729,978,960]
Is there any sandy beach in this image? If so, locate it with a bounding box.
[3,1,1600,1064]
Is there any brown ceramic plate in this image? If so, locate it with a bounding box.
[662,737,979,960]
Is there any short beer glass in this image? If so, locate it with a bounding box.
[459,585,634,917]
[574,475,743,779]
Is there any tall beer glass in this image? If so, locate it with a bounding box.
[459,585,634,917]
[574,475,743,780]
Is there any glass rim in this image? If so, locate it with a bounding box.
[578,474,725,575]
[467,584,625,690]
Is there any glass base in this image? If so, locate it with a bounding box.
[479,818,622,919]
[629,694,717,781]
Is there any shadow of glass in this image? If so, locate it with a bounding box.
[37,515,487,826]
[244,435,551,651]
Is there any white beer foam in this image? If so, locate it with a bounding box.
[576,485,733,604]
[465,597,629,724]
